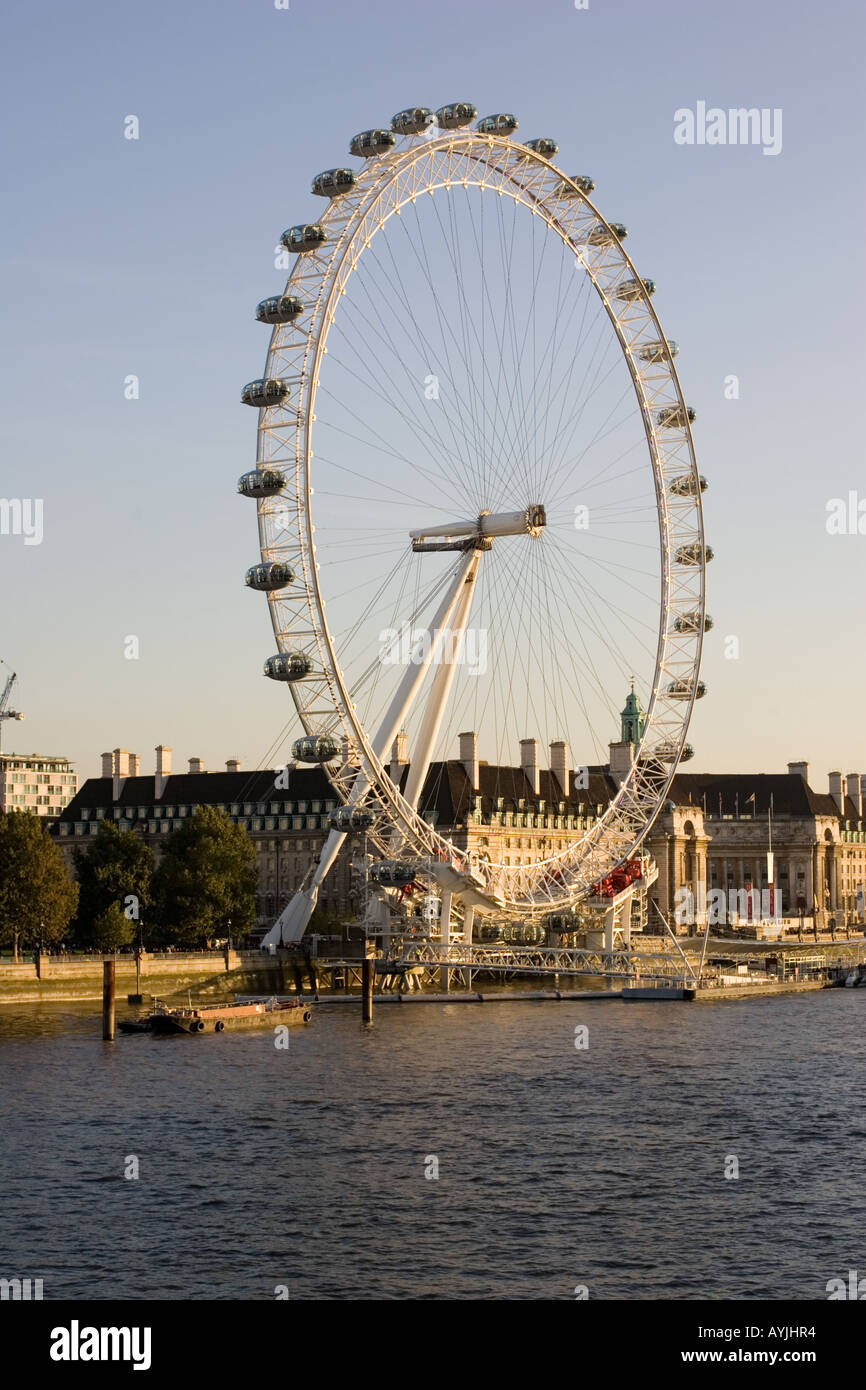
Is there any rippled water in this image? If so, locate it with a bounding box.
[0,991,864,1300]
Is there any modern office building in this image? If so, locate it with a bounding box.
[0,753,78,818]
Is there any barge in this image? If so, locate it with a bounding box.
[145,996,313,1035]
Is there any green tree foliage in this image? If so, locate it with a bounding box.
[73,821,153,947]
[151,806,257,946]
[0,811,79,956]
[90,902,135,952]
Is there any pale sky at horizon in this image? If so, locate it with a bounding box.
[1,0,864,793]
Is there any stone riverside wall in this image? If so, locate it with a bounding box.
[0,952,287,1004]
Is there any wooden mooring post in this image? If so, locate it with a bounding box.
[362,951,374,1024]
[102,959,116,1040]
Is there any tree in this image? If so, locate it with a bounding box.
[90,902,135,952]
[73,821,154,947]
[151,806,257,946]
[0,812,79,958]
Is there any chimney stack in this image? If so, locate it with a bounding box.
[189,757,203,774]
[788,761,809,782]
[112,748,131,801]
[520,738,540,798]
[845,772,861,818]
[390,731,408,785]
[459,731,479,791]
[861,775,866,822]
[828,770,844,814]
[129,754,140,776]
[155,745,172,801]
[550,740,570,798]
[226,758,240,774]
[101,752,113,778]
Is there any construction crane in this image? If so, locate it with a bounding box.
[0,664,24,758]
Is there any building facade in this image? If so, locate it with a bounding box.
[0,753,78,818]
[51,707,866,935]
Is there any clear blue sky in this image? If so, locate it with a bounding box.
[1,0,864,790]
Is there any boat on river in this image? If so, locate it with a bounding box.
[145,996,313,1035]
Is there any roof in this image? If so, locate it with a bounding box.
[668,772,858,820]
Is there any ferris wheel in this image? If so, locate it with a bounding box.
[238,104,710,946]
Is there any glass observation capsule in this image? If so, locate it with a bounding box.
[666,679,707,700]
[350,128,396,158]
[237,468,286,499]
[656,404,696,428]
[524,137,558,156]
[264,653,312,682]
[654,741,695,763]
[674,609,714,633]
[391,107,437,135]
[435,102,477,130]
[368,860,417,887]
[241,378,291,408]
[639,339,679,363]
[328,805,375,832]
[255,295,304,325]
[555,174,595,197]
[280,224,327,254]
[669,473,708,497]
[675,542,714,565]
[586,221,628,247]
[615,277,655,302]
[292,734,340,762]
[245,561,295,592]
[476,112,518,135]
[312,168,357,198]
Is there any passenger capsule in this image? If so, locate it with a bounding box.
[350,128,396,158]
[245,561,295,592]
[675,542,713,565]
[674,609,714,633]
[555,174,595,197]
[586,221,628,247]
[391,107,437,135]
[369,860,417,888]
[656,403,696,428]
[255,295,304,325]
[241,378,291,408]
[237,468,286,499]
[435,102,477,130]
[312,168,357,198]
[328,805,375,832]
[615,276,655,302]
[638,339,679,363]
[669,473,708,497]
[653,741,695,763]
[524,137,558,156]
[291,734,340,763]
[666,679,707,700]
[264,653,311,682]
[280,224,327,254]
[476,112,518,135]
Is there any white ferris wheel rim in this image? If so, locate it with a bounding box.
[250,123,707,914]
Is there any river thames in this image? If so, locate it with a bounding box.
[1,991,863,1300]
